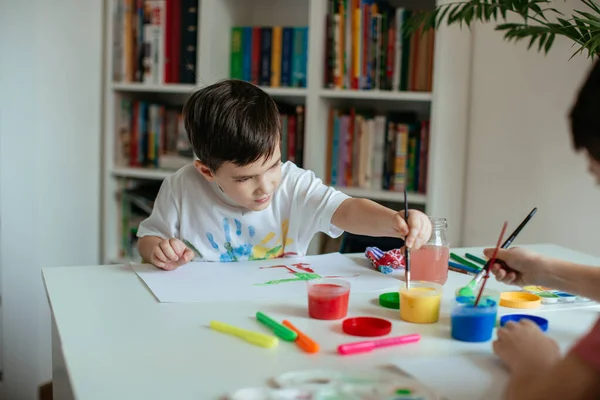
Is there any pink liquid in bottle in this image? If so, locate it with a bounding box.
[410,244,450,285]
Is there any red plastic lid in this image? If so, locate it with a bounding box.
[342,317,392,337]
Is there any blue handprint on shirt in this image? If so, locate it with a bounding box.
[206,218,255,262]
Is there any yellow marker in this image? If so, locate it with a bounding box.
[209,320,278,348]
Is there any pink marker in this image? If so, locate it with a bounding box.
[337,333,421,355]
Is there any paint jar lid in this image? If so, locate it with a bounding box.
[342,317,392,337]
[379,292,400,309]
[499,292,541,309]
[500,314,549,332]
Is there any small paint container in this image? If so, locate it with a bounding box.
[399,281,443,324]
[451,294,498,342]
[500,314,549,332]
[307,278,350,320]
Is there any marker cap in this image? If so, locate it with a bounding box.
[342,317,392,337]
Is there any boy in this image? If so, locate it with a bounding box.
[137,79,432,270]
[485,59,600,399]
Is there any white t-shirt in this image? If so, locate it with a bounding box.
[136,162,350,262]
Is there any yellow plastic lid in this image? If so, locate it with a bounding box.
[500,292,542,309]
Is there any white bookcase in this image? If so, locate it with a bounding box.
[101,0,472,263]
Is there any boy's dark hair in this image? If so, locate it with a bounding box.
[569,60,600,162]
[182,79,281,172]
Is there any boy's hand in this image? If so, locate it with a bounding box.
[483,247,549,287]
[493,319,560,374]
[151,238,194,270]
[393,209,432,250]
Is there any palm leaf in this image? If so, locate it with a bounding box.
[404,0,600,58]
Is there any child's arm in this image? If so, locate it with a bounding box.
[331,198,432,249]
[494,319,600,400]
[504,352,600,400]
[485,247,600,302]
[138,236,194,270]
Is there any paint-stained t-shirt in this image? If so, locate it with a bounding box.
[136,162,349,262]
[571,316,600,372]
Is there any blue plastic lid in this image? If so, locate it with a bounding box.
[500,314,549,332]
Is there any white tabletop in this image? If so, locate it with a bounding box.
[42,243,600,400]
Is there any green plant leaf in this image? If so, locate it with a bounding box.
[402,0,600,58]
[544,33,556,53]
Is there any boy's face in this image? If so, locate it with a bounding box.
[195,145,283,211]
[585,150,600,185]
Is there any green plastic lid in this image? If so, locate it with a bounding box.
[379,292,400,309]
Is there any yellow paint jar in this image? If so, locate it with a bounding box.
[400,281,443,324]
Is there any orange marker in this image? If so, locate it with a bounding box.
[282,320,320,353]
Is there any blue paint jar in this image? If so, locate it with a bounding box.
[451,295,498,342]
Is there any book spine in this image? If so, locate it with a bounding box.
[270,26,282,87]
[259,27,272,86]
[242,26,252,81]
[179,0,198,84]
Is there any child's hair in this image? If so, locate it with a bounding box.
[569,60,600,162]
[182,79,281,172]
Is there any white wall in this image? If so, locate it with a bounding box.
[463,1,600,257]
[0,1,103,399]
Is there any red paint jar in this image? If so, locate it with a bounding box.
[307,278,351,320]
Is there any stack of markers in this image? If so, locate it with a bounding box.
[448,253,487,276]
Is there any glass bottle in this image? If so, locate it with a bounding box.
[409,217,450,285]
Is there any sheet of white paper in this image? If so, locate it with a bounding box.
[392,354,509,400]
[131,252,399,303]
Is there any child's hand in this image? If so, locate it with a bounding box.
[493,319,560,374]
[393,209,432,250]
[483,247,549,287]
[150,238,194,270]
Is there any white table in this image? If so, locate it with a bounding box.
[43,243,600,400]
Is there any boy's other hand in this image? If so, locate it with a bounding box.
[483,247,548,287]
[393,209,432,250]
[151,238,194,270]
[493,319,560,374]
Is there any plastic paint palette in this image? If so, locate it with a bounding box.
[227,369,441,400]
[522,286,591,305]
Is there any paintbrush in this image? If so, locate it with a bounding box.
[474,221,507,306]
[403,190,411,290]
[458,207,538,297]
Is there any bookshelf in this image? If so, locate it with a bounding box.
[101,0,472,263]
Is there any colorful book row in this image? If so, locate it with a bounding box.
[324,0,435,92]
[112,0,198,85]
[279,104,306,167]
[230,26,309,88]
[326,108,429,193]
[117,180,161,261]
[116,100,307,170]
[116,100,193,170]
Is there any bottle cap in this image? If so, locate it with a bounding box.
[342,317,392,337]
[379,292,400,309]
[500,314,549,332]
[499,292,541,309]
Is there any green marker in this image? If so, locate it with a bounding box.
[450,253,482,271]
[256,311,298,342]
[465,253,487,266]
